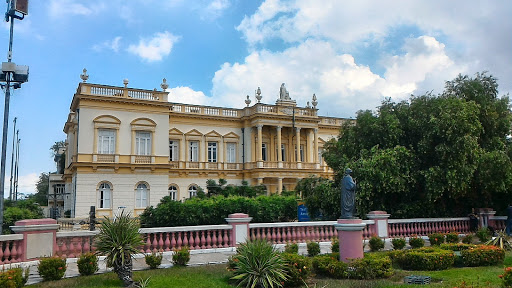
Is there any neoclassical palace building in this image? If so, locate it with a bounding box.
[60,76,348,218]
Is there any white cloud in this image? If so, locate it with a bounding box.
[92,36,122,53]
[209,37,463,117]
[236,0,512,95]
[168,86,210,105]
[197,0,231,20]
[127,31,180,62]
[4,172,39,197]
[48,0,105,18]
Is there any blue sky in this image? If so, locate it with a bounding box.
[0,0,510,196]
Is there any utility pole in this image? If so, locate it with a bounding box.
[0,0,29,234]
[8,116,15,200]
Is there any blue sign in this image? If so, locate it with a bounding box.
[298,202,310,222]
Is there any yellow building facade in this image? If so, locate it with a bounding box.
[62,81,348,218]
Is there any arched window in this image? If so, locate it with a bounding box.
[99,182,111,208]
[168,185,178,201]
[188,185,198,198]
[136,183,149,207]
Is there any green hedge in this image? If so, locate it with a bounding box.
[392,247,455,270]
[461,245,505,267]
[140,195,297,227]
[439,243,477,251]
[282,253,313,287]
[312,253,393,280]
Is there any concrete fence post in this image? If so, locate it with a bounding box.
[367,211,391,238]
[225,213,252,247]
[10,218,60,261]
[334,219,366,263]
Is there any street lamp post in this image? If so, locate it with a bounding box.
[0,0,28,235]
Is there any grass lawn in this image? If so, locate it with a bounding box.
[28,252,512,288]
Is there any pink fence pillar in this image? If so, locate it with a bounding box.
[226,213,252,246]
[334,219,366,263]
[477,208,496,228]
[11,218,60,261]
[367,211,390,238]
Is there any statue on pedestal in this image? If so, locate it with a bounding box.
[341,168,356,219]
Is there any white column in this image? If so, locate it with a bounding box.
[277,177,283,194]
[257,125,263,168]
[276,126,282,168]
[314,128,319,169]
[295,127,301,169]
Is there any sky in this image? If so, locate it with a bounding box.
[0,0,510,197]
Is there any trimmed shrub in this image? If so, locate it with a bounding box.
[439,243,477,251]
[77,253,98,276]
[140,195,297,227]
[145,252,163,269]
[409,236,425,249]
[231,240,288,288]
[312,254,347,279]
[0,267,28,288]
[398,248,455,270]
[476,227,491,242]
[499,266,512,287]
[284,243,299,254]
[428,232,445,246]
[331,238,339,253]
[282,253,312,287]
[445,232,459,243]
[369,236,384,252]
[391,238,406,250]
[347,254,393,279]
[461,245,505,267]
[172,246,190,266]
[462,234,474,244]
[38,256,67,281]
[307,242,320,257]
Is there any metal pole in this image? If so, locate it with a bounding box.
[14,135,19,201]
[8,116,15,200]
[0,0,15,234]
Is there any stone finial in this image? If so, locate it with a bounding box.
[306,101,311,108]
[245,95,251,107]
[160,78,169,91]
[312,93,318,108]
[255,87,262,103]
[80,68,89,83]
[123,79,129,88]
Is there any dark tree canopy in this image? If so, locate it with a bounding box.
[323,72,512,218]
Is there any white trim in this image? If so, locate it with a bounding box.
[10,224,60,233]
[334,222,367,231]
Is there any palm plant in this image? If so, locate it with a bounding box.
[231,239,288,288]
[485,230,512,251]
[94,211,144,287]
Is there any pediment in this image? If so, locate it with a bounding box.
[185,129,203,136]
[93,115,121,124]
[205,130,222,138]
[223,132,240,139]
[169,128,183,136]
[131,118,156,127]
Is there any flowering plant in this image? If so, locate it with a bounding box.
[37,256,67,281]
[499,266,512,287]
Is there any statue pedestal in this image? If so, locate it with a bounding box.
[334,218,366,263]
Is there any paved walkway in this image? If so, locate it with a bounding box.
[18,240,400,285]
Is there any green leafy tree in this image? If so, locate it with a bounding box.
[31,172,49,206]
[295,176,339,220]
[323,72,512,217]
[3,199,43,234]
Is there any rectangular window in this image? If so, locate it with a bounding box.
[136,186,148,207]
[318,148,323,165]
[281,144,286,161]
[207,142,217,162]
[169,140,179,161]
[135,131,151,155]
[262,143,267,161]
[226,143,236,163]
[300,144,304,162]
[189,141,199,162]
[98,129,115,154]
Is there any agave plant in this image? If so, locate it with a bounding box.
[231,239,288,288]
[485,230,512,251]
[94,211,144,287]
